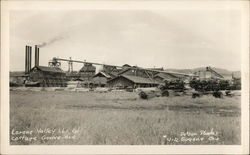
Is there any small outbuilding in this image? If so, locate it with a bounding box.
[92,71,113,87]
[28,66,66,87]
[107,75,159,89]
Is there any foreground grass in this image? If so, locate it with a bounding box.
[10,90,241,145]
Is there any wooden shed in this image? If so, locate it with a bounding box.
[28,66,66,87]
[92,71,113,87]
[107,75,159,89]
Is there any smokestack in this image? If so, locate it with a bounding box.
[37,45,40,66]
[28,46,30,73]
[27,46,30,73]
[35,45,37,66]
[25,46,28,74]
[25,45,33,74]
[29,46,32,73]
[35,45,40,67]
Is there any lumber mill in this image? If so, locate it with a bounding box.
[9,45,241,99]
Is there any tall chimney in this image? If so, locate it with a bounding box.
[29,46,32,73]
[37,46,39,66]
[25,46,28,74]
[25,45,33,74]
[35,45,40,67]
[35,45,37,66]
[27,46,30,73]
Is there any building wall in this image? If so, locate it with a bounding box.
[108,77,134,88]
[153,73,179,83]
[29,70,66,87]
[108,76,158,88]
[30,71,43,82]
[92,76,108,87]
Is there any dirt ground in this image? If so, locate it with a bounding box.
[10,90,241,145]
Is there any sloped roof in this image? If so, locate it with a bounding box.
[123,64,131,67]
[123,75,159,84]
[108,72,119,78]
[33,66,65,73]
[109,75,159,84]
[93,71,112,78]
[117,66,134,75]
[118,66,194,78]
[117,66,151,75]
[154,72,178,79]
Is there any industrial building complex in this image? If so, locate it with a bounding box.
[9,45,241,91]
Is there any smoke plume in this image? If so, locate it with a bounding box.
[37,36,65,48]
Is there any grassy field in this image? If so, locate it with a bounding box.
[10,90,241,145]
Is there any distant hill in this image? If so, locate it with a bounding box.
[164,67,241,79]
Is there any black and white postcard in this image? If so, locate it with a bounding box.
[1,0,249,154]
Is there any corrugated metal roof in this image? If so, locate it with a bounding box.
[93,72,112,78]
[109,75,159,84]
[118,66,195,77]
[34,66,65,73]
[123,75,159,84]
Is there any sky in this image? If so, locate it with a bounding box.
[9,9,241,72]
